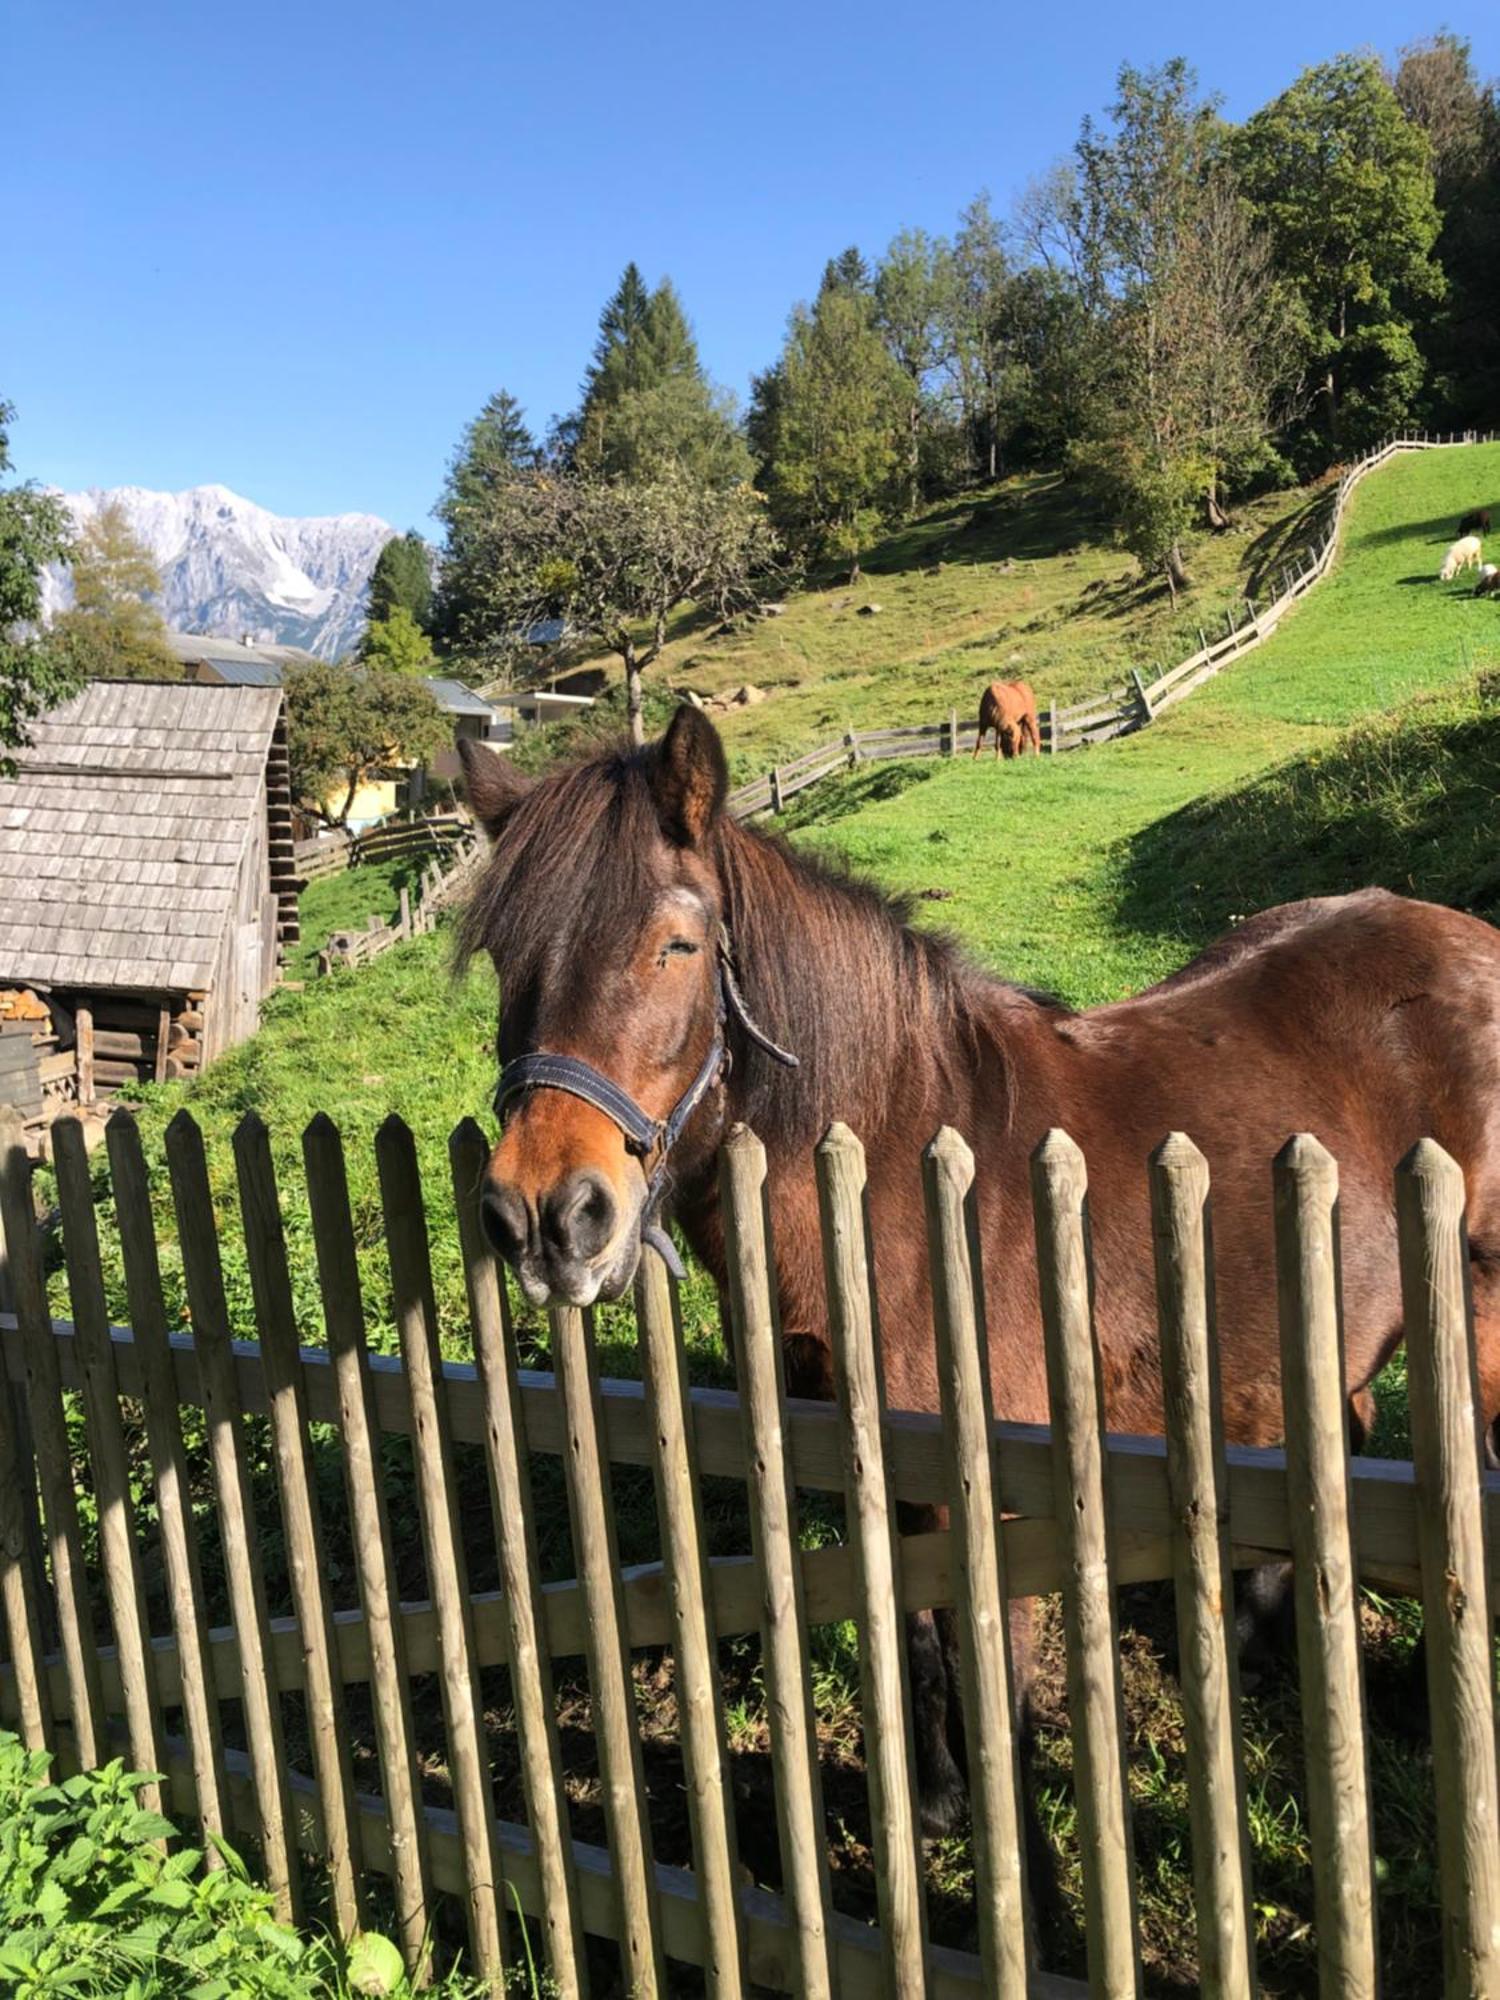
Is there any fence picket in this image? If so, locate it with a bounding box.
[0,1113,53,1753]
[234,1113,363,1939]
[303,1114,432,1981]
[719,1124,838,2000]
[1395,1140,1500,1997]
[165,1109,300,1921]
[920,1128,1029,1996]
[376,1115,506,1982]
[547,1289,665,1997]
[1148,1136,1254,2000]
[106,1110,229,1845]
[1031,1129,1140,2000]
[1272,1136,1377,1998]
[815,1124,928,1996]
[449,1118,588,1999]
[634,1243,747,1998]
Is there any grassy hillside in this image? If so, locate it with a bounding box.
[550,470,1334,776]
[795,442,1500,1004]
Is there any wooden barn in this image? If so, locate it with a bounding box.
[0,680,298,1140]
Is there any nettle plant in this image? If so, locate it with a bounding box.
[0,1733,414,2000]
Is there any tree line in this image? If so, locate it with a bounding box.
[416,34,1500,727]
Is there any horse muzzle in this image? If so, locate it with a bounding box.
[479,1165,646,1309]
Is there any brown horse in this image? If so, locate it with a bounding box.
[974,679,1041,759]
[458,709,1500,1832]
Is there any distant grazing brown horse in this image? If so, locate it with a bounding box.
[458,711,1500,1835]
[974,678,1041,758]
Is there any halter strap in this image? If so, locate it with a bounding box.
[493,927,797,1279]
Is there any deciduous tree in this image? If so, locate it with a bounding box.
[0,400,78,765]
[1237,53,1443,448]
[283,658,446,828]
[46,498,176,681]
[445,465,775,745]
[360,606,436,675]
[753,282,911,578]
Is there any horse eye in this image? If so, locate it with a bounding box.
[658,938,700,964]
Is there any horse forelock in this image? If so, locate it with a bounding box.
[457,746,671,994]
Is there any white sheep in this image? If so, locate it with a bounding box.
[1440,534,1483,581]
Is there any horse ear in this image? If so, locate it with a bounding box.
[458,737,532,838]
[652,705,728,846]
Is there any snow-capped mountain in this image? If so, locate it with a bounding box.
[42,484,397,658]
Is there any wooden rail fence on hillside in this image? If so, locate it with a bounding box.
[293,812,474,886]
[727,428,1498,820]
[314,834,485,975]
[0,1100,1495,1995]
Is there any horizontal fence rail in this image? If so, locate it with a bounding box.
[293,811,474,885]
[0,1101,1495,1997]
[726,429,1497,820]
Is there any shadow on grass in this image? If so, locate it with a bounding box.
[1113,681,1500,960]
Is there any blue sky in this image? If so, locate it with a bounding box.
[9,1,1493,529]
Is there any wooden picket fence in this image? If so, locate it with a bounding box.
[0,1103,1495,1997]
[727,427,1499,820]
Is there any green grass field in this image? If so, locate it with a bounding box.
[549,469,1333,779]
[56,441,1500,1997]
[795,443,1500,1005]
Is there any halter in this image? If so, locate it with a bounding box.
[493,926,798,1279]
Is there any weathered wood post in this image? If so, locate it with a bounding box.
[1396,1140,1500,1998]
[1149,1136,1255,2000]
[1273,1136,1377,1998]
[948,708,959,756]
[1129,669,1154,726]
[1047,698,1058,754]
[1031,1129,1142,1998]
[922,1128,1030,1995]
[75,1004,94,1106]
[770,765,784,814]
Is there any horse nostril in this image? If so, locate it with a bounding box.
[479,1183,529,1263]
[541,1171,618,1265]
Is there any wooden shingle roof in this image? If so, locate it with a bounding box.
[0,680,285,995]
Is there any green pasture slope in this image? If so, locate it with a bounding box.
[796,441,1500,1005]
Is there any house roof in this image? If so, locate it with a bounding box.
[164,632,319,679]
[424,676,498,719]
[0,680,285,995]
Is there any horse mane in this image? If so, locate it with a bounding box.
[457,737,1063,1155]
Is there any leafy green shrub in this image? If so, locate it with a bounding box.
[0,1734,421,1998]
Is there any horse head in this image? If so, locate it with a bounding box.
[458,707,744,1308]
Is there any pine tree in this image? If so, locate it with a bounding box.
[433,389,538,644]
[367,531,433,631]
[575,268,749,484]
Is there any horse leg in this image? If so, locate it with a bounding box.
[899,1502,969,1834]
[972,726,984,761]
